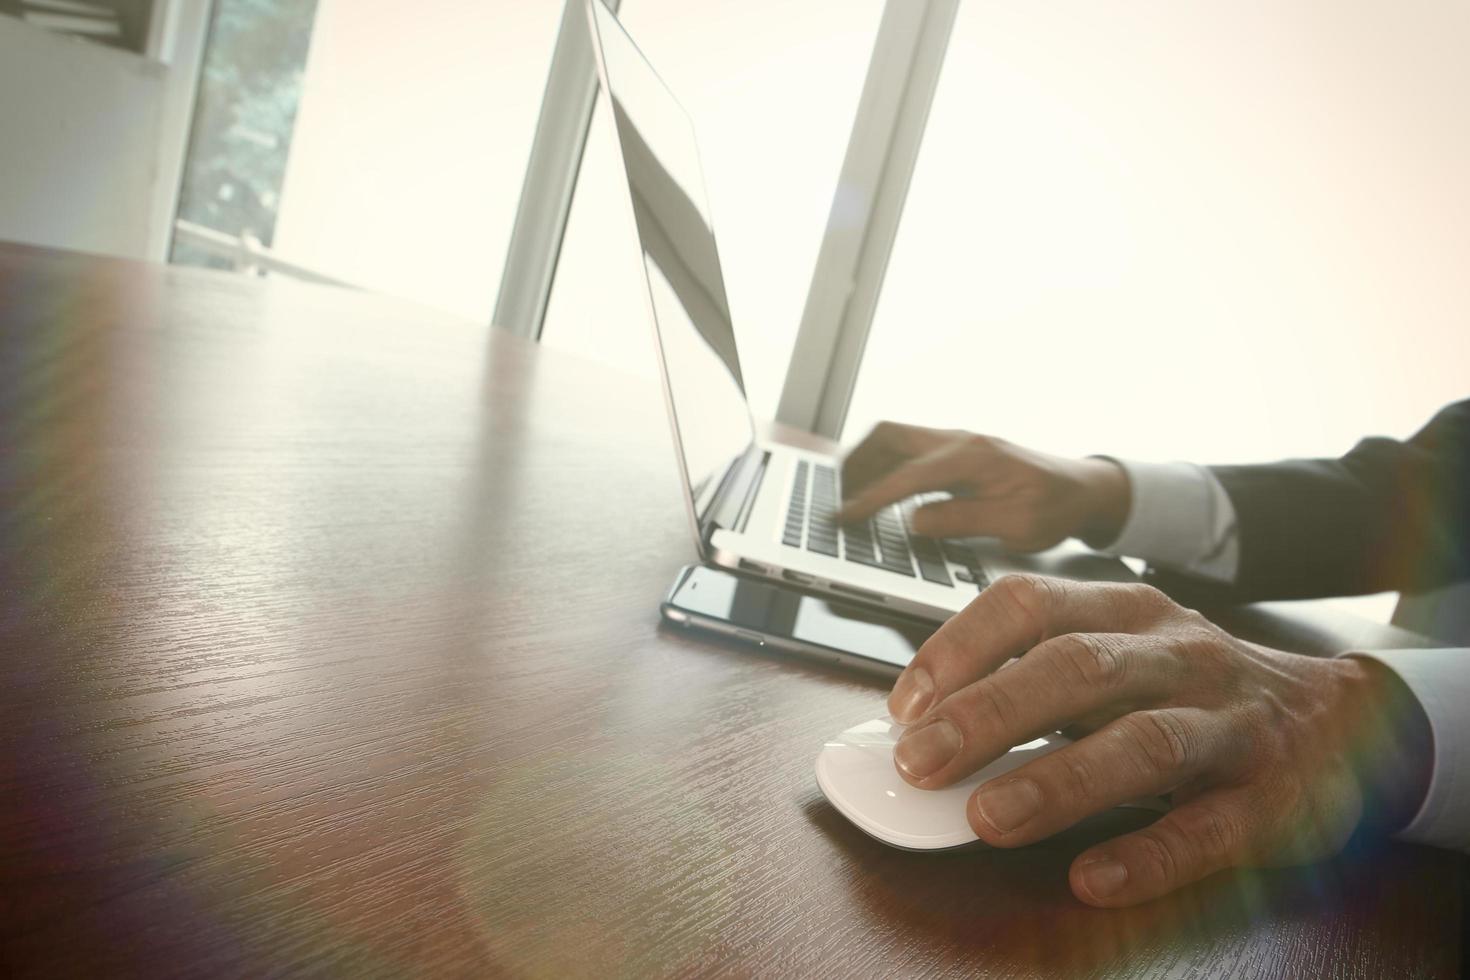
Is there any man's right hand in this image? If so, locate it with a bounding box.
[837,421,1131,552]
[882,575,1434,907]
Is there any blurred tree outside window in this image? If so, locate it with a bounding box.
[171,0,318,271]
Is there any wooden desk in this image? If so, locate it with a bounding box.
[1,243,1462,977]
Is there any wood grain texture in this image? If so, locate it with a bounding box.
[0,242,1462,978]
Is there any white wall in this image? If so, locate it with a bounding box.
[0,8,207,260]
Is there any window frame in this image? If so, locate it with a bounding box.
[498,0,958,443]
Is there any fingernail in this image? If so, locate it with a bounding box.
[1078,858,1128,900]
[888,667,935,723]
[973,778,1042,833]
[894,718,962,779]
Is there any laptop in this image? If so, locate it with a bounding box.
[585,0,1132,623]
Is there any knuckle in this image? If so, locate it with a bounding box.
[990,574,1057,634]
[1131,828,1187,888]
[1048,633,1127,690]
[1054,750,1103,806]
[1164,628,1239,691]
[1122,582,1173,620]
[964,434,994,454]
[1174,606,1212,632]
[1180,806,1240,865]
[1120,710,1197,774]
[970,680,1023,735]
[1158,635,1199,677]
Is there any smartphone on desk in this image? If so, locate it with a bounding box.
[661,565,937,678]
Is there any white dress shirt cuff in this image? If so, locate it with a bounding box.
[1342,648,1470,852]
[1095,459,1239,583]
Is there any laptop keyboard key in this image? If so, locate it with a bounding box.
[781,461,812,550]
[916,559,952,585]
[784,463,963,587]
[807,535,839,557]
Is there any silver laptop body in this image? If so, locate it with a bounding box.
[586,0,1131,623]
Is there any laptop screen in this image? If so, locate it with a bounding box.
[587,0,757,522]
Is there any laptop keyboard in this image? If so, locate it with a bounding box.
[782,461,989,589]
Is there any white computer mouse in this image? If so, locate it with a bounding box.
[815,717,1166,851]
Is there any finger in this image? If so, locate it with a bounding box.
[965,708,1230,845]
[913,497,1061,553]
[1067,790,1261,906]
[887,576,1176,723]
[837,441,976,523]
[840,421,954,498]
[909,497,1018,540]
[893,633,1181,788]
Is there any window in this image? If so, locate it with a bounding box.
[173,0,563,321]
[846,0,1470,464]
[541,0,885,420]
[267,0,562,320]
[172,0,319,273]
[843,0,1470,619]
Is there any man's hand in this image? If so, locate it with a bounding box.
[837,421,1129,551]
[886,576,1434,907]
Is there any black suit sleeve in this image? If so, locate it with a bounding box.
[1154,400,1470,603]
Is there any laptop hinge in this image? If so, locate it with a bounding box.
[702,445,768,542]
[729,449,770,533]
